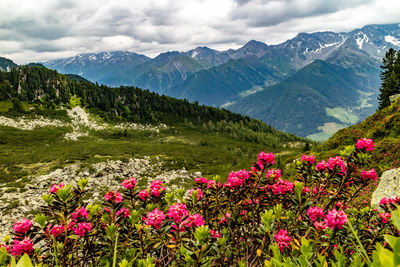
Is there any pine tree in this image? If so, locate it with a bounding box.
[378,48,400,110]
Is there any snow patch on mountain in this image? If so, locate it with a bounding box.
[385,35,400,46]
[191,50,199,59]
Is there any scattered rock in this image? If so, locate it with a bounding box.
[371,168,400,208]
[0,156,198,239]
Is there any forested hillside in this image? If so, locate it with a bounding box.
[0,65,302,147]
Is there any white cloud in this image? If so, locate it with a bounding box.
[0,0,399,64]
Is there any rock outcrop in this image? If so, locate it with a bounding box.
[371,168,400,208]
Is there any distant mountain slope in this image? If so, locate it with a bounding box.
[0,57,17,72]
[172,56,281,107]
[228,60,377,138]
[45,51,150,83]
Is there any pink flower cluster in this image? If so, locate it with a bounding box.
[258,152,275,165]
[266,169,281,179]
[150,180,166,197]
[138,189,150,201]
[71,207,89,221]
[224,170,250,188]
[327,156,346,173]
[122,177,137,190]
[144,208,166,230]
[47,224,65,238]
[301,154,315,164]
[274,229,292,252]
[380,197,400,211]
[104,190,123,203]
[116,207,130,218]
[49,182,65,194]
[361,169,378,181]
[195,177,208,184]
[182,214,205,228]
[210,229,221,239]
[168,203,189,223]
[189,188,204,200]
[315,160,328,172]
[252,152,275,171]
[72,222,93,237]
[325,209,348,230]
[13,219,32,235]
[378,213,391,224]
[356,138,374,151]
[307,206,325,222]
[11,237,34,256]
[269,179,294,195]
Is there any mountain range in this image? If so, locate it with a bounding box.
[30,23,400,138]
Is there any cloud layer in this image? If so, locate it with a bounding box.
[1,0,399,63]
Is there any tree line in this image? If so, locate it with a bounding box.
[378,48,400,109]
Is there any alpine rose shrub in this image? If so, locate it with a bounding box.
[1,137,397,267]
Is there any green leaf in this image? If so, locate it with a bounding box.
[378,247,394,266]
[16,254,34,267]
[391,208,400,230]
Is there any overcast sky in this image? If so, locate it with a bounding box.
[1,0,400,64]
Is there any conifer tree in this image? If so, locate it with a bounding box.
[378,48,400,110]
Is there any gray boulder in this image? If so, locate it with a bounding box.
[371,168,400,208]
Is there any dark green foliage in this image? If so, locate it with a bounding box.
[378,48,400,110]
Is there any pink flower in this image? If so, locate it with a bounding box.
[168,203,189,223]
[72,222,93,237]
[210,229,221,238]
[189,188,204,201]
[307,206,325,222]
[301,154,315,164]
[302,186,310,194]
[49,183,65,194]
[266,169,281,179]
[224,170,250,188]
[122,178,137,190]
[313,221,327,231]
[116,207,130,218]
[48,224,65,238]
[11,237,34,256]
[379,213,391,224]
[13,219,32,235]
[356,138,374,151]
[144,208,166,230]
[104,191,123,203]
[270,179,294,195]
[219,213,231,224]
[258,152,275,165]
[361,169,378,181]
[182,214,205,228]
[325,209,348,230]
[274,229,292,252]
[327,156,346,173]
[138,189,150,201]
[71,207,89,221]
[150,180,166,197]
[195,177,208,184]
[315,160,328,172]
